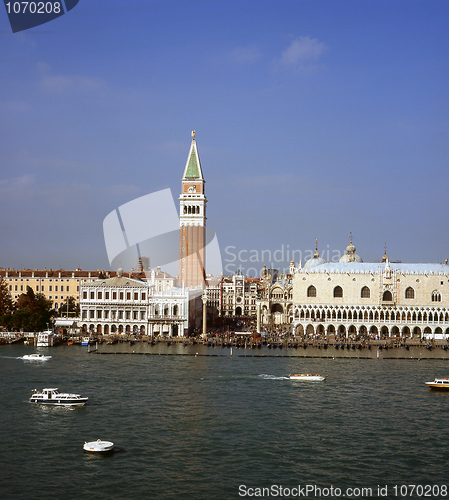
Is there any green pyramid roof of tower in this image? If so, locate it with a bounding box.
[185,148,200,178]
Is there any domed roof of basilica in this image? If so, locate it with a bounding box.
[304,242,326,270]
[339,237,363,263]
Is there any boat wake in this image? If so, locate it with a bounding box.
[258,374,290,381]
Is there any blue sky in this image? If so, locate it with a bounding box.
[1,0,448,276]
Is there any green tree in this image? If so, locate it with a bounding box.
[58,296,79,317]
[0,277,14,315]
[0,277,14,330]
[13,286,55,332]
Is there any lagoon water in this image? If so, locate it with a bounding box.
[1,343,449,500]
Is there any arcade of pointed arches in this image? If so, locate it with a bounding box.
[292,304,449,339]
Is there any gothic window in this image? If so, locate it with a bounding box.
[432,290,442,302]
[361,286,370,298]
[333,286,343,298]
[405,287,415,299]
[382,290,393,301]
[307,285,317,297]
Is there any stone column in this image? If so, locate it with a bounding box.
[256,302,261,332]
[202,293,207,336]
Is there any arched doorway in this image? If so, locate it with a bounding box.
[295,324,304,336]
[271,304,284,325]
[235,306,242,316]
[306,324,315,337]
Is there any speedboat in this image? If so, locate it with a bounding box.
[425,378,449,390]
[23,353,52,361]
[83,439,115,453]
[289,373,326,381]
[30,388,88,406]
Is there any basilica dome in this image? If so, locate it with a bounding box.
[304,249,325,270]
[339,239,363,263]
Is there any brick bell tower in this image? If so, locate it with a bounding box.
[179,131,207,289]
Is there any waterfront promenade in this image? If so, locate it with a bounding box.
[89,335,449,360]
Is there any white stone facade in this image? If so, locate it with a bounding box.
[79,272,189,337]
[292,259,449,340]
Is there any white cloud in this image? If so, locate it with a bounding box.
[37,62,105,93]
[275,36,328,72]
[0,174,35,189]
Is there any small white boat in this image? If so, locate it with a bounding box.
[425,378,449,390]
[83,439,115,453]
[289,373,326,381]
[30,388,88,406]
[23,353,52,361]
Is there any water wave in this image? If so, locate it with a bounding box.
[258,374,289,380]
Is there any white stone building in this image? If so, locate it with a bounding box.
[291,242,449,340]
[79,268,189,337]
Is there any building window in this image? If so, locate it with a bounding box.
[126,292,131,300]
[83,291,87,300]
[120,292,124,300]
[383,290,393,301]
[55,286,58,292]
[126,311,130,320]
[97,310,102,319]
[49,286,52,292]
[104,310,109,319]
[361,286,370,298]
[142,293,146,300]
[90,292,94,300]
[133,311,138,320]
[66,286,70,292]
[98,292,102,300]
[134,292,138,300]
[307,285,317,297]
[333,286,343,298]
[432,291,442,302]
[89,310,94,319]
[113,292,117,300]
[405,287,415,299]
[105,292,109,300]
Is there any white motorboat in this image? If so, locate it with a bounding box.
[425,378,449,390]
[36,330,61,347]
[30,388,88,406]
[23,353,52,361]
[83,439,115,453]
[289,373,326,381]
